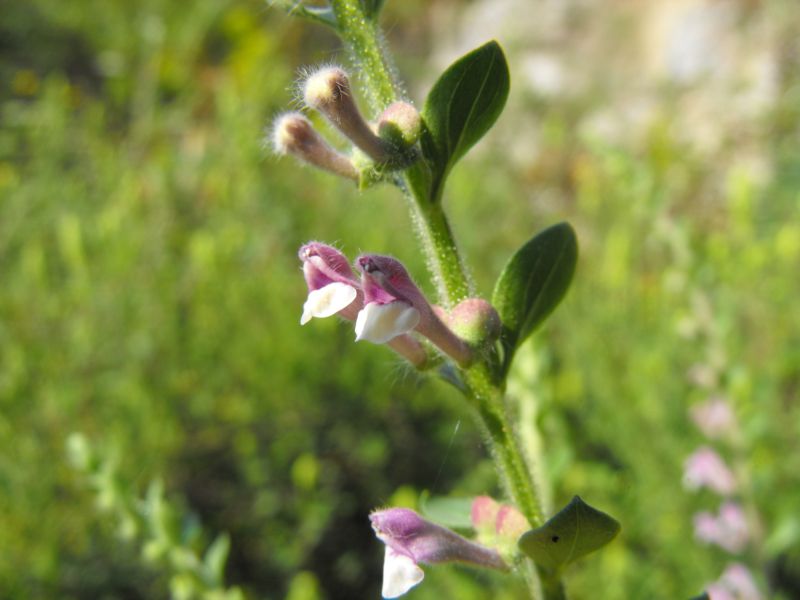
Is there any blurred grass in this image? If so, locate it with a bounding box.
[1,0,800,598]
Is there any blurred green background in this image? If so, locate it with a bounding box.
[2,0,799,598]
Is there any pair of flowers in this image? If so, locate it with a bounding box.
[300,242,478,368]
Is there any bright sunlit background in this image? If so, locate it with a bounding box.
[1,0,799,598]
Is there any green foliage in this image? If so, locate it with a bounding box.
[518,496,620,572]
[420,40,510,201]
[492,222,577,373]
[67,434,244,599]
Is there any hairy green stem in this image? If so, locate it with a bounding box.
[465,363,543,526]
[330,0,396,111]
[406,180,471,306]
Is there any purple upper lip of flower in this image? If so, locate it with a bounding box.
[356,256,407,304]
[357,255,377,272]
[370,508,419,539]
[300,242,359,288]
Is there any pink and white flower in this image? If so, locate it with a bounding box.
[299,242,361,324]
[355,254,473,365]
[370,507,507,598]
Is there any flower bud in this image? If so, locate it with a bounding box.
[377,101,422,158]
[271,113,357,181]
[303,66,391,163]
[445,298,502,346]
[496,504,529,540]
[371,508,507,598]
[471,496,529,561]
[471,496,501,535]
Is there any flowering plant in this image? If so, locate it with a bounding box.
[271,1,620,597]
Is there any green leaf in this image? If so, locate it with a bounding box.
[272,2,338,28]
[518,496,620,572]
[491,222,577,371]
[203,533,231,584]
[360,0,386,19]
[421,41,510,201]
[419,494,474,529]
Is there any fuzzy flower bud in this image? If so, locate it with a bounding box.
[470,496,529,560]
[377,101,422,154]
[355,254,474,366]
[303,66,391,163]
[271,113,358,181]
[298,242,427,367]
[370,508,507,598]
[471,496,501,535]
[445,298,502,346]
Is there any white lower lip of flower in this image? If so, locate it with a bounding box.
[354,301,420,344]
[300,282,358,324]
[382,548,424,598]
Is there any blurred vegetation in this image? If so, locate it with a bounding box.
[1,0,799,599]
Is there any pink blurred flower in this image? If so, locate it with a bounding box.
[707,563,761,599]
[693,502,749,553]
[683,446,737,495]
[691,396,736,439]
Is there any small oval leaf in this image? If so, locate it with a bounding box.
[274,2,338,28]
[421,40,510,201]
[518,496,620,571]
[491,222,577,371]
[203,533,231,584]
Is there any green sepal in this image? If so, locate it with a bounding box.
[354,148,419,190]
[491,222,577,373]
[518,496,620,572]
[420,40,510,202]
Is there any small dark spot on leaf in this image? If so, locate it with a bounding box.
[551,535,559,543]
